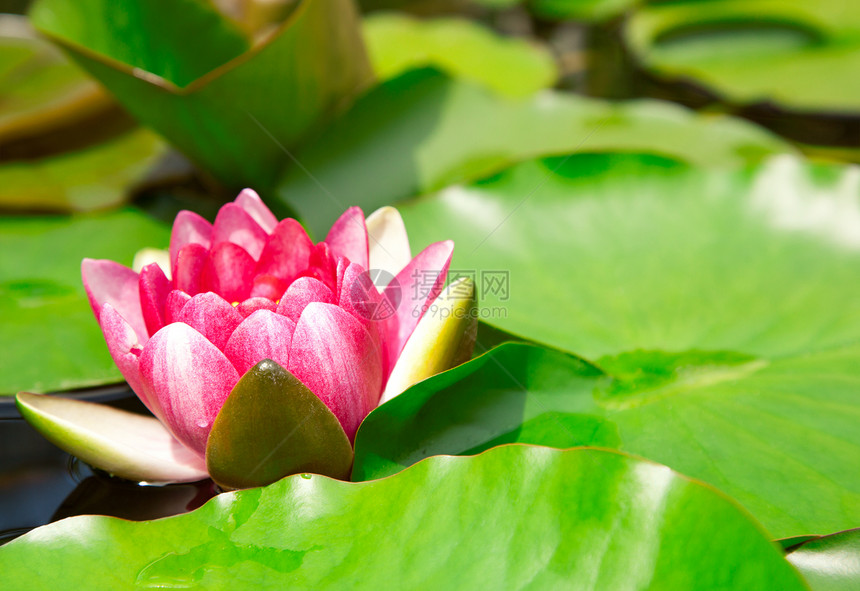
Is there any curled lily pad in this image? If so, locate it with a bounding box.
[206,360,353,490]
[0,446,808,590]
[30,0,373,190]
[626,0,860,114]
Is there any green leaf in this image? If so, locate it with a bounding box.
[626,0,860,113]
[206,360,353,490]
[15,392,207,483]
[363,13,557,97]
[355,342,860,539]
[275,69,793,238]
[0,446,808,590]
[0,208,169,395]
[787,529,860,591]
[29,0,373,190]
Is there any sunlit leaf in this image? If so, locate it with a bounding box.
[0,446,807,590]
[363,13,557,97]
[787,528,860,591]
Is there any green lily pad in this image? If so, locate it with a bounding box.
[0,446,808,590]
[206,360,353,490]
[787,528,860,591]
[276,69,793,239]
[29,0,373,191]
[626,0,860,114]
[363,13,557,98]
[0,208,169,395]
[363,152,860,538]
[354,342,860,539]
[399,153,860,361]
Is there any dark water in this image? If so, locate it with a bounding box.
[0,388,216,545]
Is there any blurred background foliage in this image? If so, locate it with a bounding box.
[0,0,857,395]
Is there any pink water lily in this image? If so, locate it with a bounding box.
[17,190,475,486]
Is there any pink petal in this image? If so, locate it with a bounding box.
[139,263,172,337]
[236,297,277,318]
[234,189,277,233]
[169,210,212,273]
[99,303,160,417]
[211,203,268,261]
[203,242,256,303]
[387,240,454,359]
[139,323,239,456]
[275,277,336,322]
[164,290,192,324]
[305,242,338,292]
[256,218,313,284]
[175,292,244,351]
[249,274,287,300]
[335,256,349,299]
[338,262,389,373]
[223,309,296,376]
[174,243,209,296]
[289,302,383,441]
[82,259,147,343]
[325,206,369,269]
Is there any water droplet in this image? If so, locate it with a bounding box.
[299,473,311,480]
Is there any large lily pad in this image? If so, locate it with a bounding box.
[0,209,169,395]
[377,153,860,538]
[276,69,793,238]
[626,0,860,114]
[354,342,860,540]
[400,153,860,361]
[29,0,373,191]
[363,13,557,97]
[0,446,808,590]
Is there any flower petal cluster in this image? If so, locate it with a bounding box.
[83,190,454,459]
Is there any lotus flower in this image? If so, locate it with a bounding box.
[16,190,476,487]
